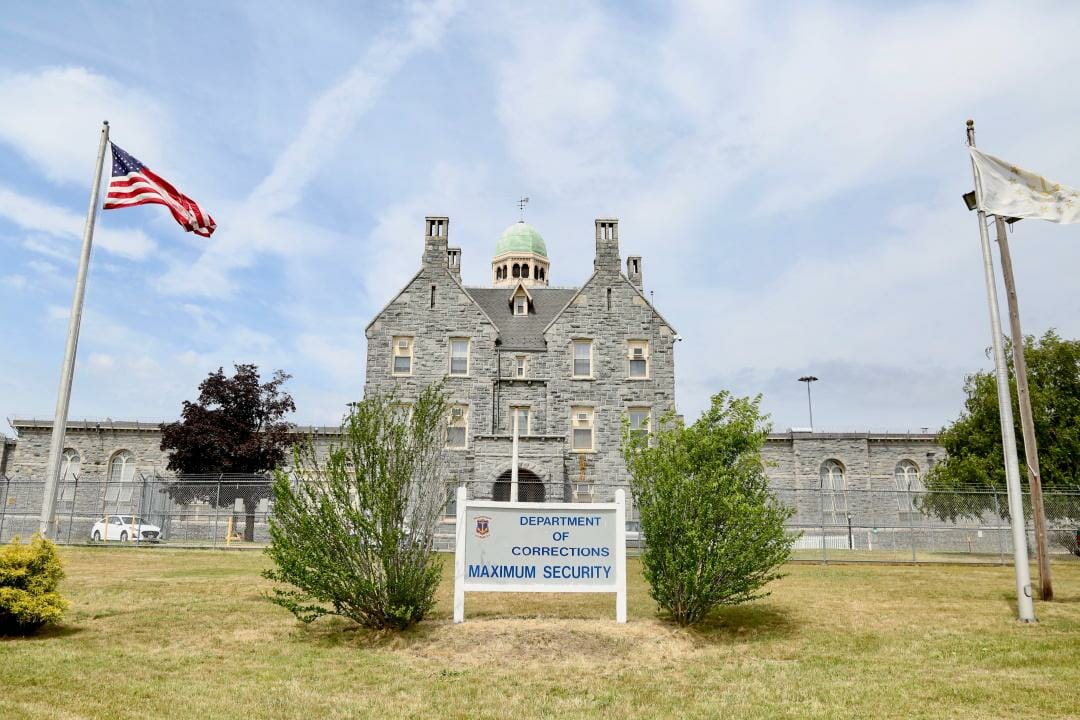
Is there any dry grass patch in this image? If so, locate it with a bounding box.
[1,547,1078,719]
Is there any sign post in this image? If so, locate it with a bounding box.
[453,487,627,623]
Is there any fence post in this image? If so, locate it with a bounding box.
[0,476,8,542]
[66,474,78,544]
[907,480,916,564]
[991,487,1005,566]
[213,474,222,548]
[819,478,827,565]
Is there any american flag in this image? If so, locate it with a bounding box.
[103,143,216,237]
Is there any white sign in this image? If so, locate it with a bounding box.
[452,486,627,623]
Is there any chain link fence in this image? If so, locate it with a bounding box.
[1,473,1079,564]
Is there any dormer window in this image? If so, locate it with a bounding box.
[514,296,527,315]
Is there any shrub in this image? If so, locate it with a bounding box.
[264,385,449,630]
[623,391,794,626]
[0,534,68,635]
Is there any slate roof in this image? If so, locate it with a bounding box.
[465,287,579,350]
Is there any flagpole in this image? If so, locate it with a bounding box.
[39,120,110,538]
[994,215,1053,601]
[966,119,1036,623]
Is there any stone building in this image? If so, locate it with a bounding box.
[1,213,949,547]
[362,216,678,505]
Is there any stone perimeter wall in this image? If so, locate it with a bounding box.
[3,421,945,524]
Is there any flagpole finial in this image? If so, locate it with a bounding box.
[103,120,109,126]
[966,119,973,127]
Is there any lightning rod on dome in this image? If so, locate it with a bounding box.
[518,196,529,222]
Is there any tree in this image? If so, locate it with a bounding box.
[924,330,1080,522]
[623,391,794,626]
[263,385,449,630]
[160,364,296,541]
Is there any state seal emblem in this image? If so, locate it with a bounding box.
[475,516,490,538]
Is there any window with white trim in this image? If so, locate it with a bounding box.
[894,460,923,517]
[449,337,470,376]
[392,336,413,376]
[59,448,80,501]
[628,340,649,379]
[106,451,135,503]
[510,406,530,435]
[572,340,592,378]
[571,406,595,451]
[447,405,468,448]
[514,296,527,316]
[819,459,847,524]
[515,355,527,378]
[628,407,650,441]
[443,484,459,518]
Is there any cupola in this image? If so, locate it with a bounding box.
[492,221,549,288]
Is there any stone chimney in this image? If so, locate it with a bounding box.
[593,218,620,275]
[626,256,643,290]
[446,247,462,281]
[423,216,449,269]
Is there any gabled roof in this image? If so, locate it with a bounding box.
[541,271,678,336]
[465,287,578,350]
[364,266,498,333]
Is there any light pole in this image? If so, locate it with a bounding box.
[798,376,818,430]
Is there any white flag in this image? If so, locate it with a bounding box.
[970,147,1080,223]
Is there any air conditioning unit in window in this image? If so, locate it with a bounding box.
[451,407,464,421]
[632,347,644,359]
[397,339,409,350]
[576,413,588,423]
[575,483,592,495]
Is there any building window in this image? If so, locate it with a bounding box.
[515,355,527,378]
[819,459,847,524]
[572,406,594,451]
[573,340,592,378]
[106,451,135,503]
[514,296,527,316]
[59,449,80,501]
[628,407,650,441]
[392,336,413,376]
[628,340,649,378]
[512,263,520,278]
[449,337,470,376]
[447,405,468,448]
[894,460,923,516]
[510,406,530,435]
[443,484,458,518]
[61,448,80,483]
[522,264,530,279]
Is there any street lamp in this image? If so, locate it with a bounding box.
[798,376,818,430]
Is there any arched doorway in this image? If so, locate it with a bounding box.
[492,468,545,503]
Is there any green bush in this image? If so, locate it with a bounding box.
[264,385,450,630]
[623,391,795,626]
[0,534,68,635]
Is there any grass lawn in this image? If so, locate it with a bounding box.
[2,548,1079,719]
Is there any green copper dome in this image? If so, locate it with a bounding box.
[495,221,548,258]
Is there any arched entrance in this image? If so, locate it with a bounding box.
[492,468,545,503]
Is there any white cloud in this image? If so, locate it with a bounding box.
[0,187,156,260]
[86,352,115,371]
[164,0,463,298]
[1,274,28,290]
[480,1,1080,425]
[0,66,169,186]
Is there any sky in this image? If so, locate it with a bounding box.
[3,0,1080,436]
